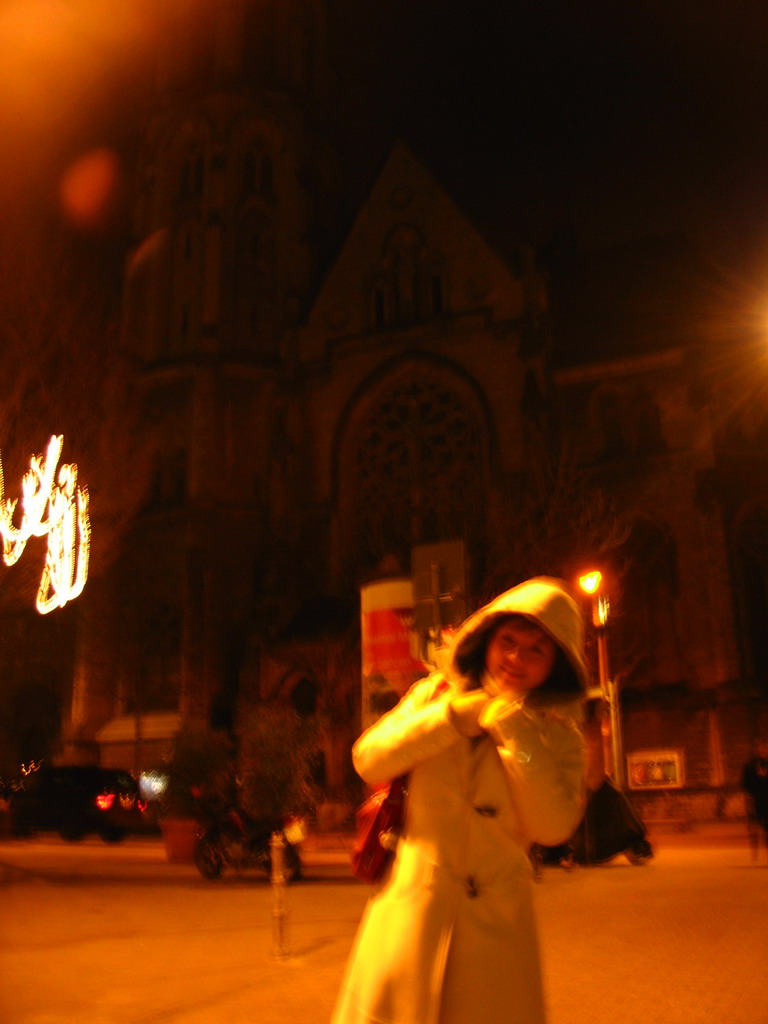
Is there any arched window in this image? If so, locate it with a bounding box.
[372,285,386,328]
[233,208,277,354]
[349,375,484,569]
[260,153,273,196]
[157,121,208,218]
[149,448,187,508]
[633,388,664,453]
[430,272,444,315]
[241,140,273,200]
[613,519,682,688]
[167,220,204,355]
[369,226,446,328]
[595,389,628,459]
[592,386,664,461]
[243,151,256,194]
[179,151,204,202]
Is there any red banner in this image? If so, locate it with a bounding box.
[362,607,424,676]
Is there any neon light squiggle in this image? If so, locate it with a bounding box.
[0,435,90,614]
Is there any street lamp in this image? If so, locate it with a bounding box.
[578,570,625,789]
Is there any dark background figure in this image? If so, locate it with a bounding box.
[741,740,768,861]
[569,778,652,866]
[531,697,653,871]
[532,777,653,871]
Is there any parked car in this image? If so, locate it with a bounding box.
[9,765,147,843]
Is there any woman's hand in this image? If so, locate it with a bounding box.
[449,691,490,738]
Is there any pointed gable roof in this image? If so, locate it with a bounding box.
[303,141,526,357]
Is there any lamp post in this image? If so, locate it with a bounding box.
[578,571,625,790]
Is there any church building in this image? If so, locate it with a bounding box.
[14,0,766,823]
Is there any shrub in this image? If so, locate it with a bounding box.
[157,726,235,819]
[237,704,320,822]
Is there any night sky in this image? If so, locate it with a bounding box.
[3,2,768,284]
[332,1,768,277]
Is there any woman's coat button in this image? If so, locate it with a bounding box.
[473,805,498,817]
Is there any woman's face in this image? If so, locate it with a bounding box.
[485,619,557,697]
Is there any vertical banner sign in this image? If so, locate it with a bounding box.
[360,578,427,732]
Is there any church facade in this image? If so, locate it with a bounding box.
[38,0,768,821]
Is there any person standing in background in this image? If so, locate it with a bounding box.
[741,739,768,862]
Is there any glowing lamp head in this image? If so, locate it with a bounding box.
[579,571,602,595]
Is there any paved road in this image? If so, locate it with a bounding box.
[0,827,766,1024]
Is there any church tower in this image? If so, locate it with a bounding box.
[111,0,338,733]
[68,1,551,788]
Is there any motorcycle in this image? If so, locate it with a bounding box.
[193,802,307,881]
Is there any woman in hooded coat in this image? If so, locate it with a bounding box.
[332,577,588,1024]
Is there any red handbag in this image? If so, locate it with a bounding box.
[350,678,448,884]
[350,775,408,884]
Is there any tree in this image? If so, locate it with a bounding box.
[266,616,364,806]
[484,434,631,601]
[237,703,321,821]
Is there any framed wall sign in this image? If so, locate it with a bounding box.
[627,749,684,789]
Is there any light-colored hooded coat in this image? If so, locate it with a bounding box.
[332,578,588,1024]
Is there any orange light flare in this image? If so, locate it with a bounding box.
[0,0,163,210]
[683,266,768,437]
[60,147,121,230]
[0,1,154,122]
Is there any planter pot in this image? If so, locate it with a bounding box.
[160,817,201,863]
[316,800,352,831]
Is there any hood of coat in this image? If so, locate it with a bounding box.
[447,577,589,699]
